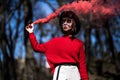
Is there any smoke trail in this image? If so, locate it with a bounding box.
[32,0,120,24]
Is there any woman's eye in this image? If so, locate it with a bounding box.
[62,18,72,23]
[62,20,66,22]
[67,19,72,23]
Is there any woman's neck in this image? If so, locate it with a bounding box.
[64,34,73,38]
[63,30,74,38]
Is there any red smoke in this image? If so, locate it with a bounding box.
[32,0,120,24]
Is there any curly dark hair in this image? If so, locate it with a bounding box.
[59,11,81,35]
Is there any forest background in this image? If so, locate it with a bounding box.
[0,0,120,80]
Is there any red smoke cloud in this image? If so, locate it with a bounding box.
[32,0,120,24]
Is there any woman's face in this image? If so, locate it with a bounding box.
[61,18,73,32]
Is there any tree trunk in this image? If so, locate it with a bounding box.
[104,21,119,73]
[84,25,92,69]
[23,1,37,80]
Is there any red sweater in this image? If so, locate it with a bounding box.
[29,33,88,80]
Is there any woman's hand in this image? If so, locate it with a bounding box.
[26,24,34,33]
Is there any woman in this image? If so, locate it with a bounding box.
[26,11,89,80]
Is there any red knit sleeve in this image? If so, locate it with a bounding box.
[78,42,89,80]
[29,33,49,53]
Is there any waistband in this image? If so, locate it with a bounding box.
[55,63,77,67]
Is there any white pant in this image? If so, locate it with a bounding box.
[53,65,81,80]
